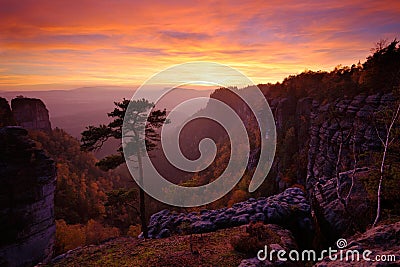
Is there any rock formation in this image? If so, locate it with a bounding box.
[267,93,398,243]
[314,221,400,266]
[0,126,57,267]
[312,168,372,245]
[307,93,395,186]
[11,97,51,132]
[306,93,396,242]
[146,187,312,243]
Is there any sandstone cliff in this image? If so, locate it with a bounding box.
[0,126,57,266]
[11,97,51,132]
[268,92,398,245]
[306,93,395,185]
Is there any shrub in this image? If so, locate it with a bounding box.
[55,219,120,255]
[55,219,86,255]
[85,219,120,244]
[127,224,141,237]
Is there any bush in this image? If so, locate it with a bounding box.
[55,219,86,255]
[55,219,120,255]
[85,219,120,244]
[127,224,141,237]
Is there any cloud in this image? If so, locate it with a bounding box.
[158,31,212,41]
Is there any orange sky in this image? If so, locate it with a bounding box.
[0,0,399,90]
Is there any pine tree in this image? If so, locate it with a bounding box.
[81,98,167,238]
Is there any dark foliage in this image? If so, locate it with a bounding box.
[80,98,168,238]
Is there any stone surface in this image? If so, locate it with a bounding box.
[307,93,394,186]
[147,187,312,240]
[11,97,51,132]
[313,221,400,266]
[0,126,57,267]
[305,93,397,243]
[312,168,372,244]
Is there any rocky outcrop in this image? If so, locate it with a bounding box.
[314,221,400,266]
[268,92,396,190]
[0,127,57,267]
[147,188,312,241]
[306,93,396,242]
[307,93,395,186]
[11,98,51,132]
[0,98,15,127]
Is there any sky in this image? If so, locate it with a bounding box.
[0,0,399,91]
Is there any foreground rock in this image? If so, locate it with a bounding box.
[314,221,400,266]
[147,187,312,241]
[0,127,57,267]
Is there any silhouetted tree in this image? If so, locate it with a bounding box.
[81,98,167,238]
[362,39,400,93]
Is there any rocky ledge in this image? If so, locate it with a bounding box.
[314,221,400,266]
[147,187,313,240]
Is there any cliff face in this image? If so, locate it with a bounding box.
[0,126,57,266]
[307,93,395,185]
[268,92,398,243]
[11,98,51,132]
[269,92,395,187]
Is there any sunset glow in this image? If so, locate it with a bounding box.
[0,0,399,90]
